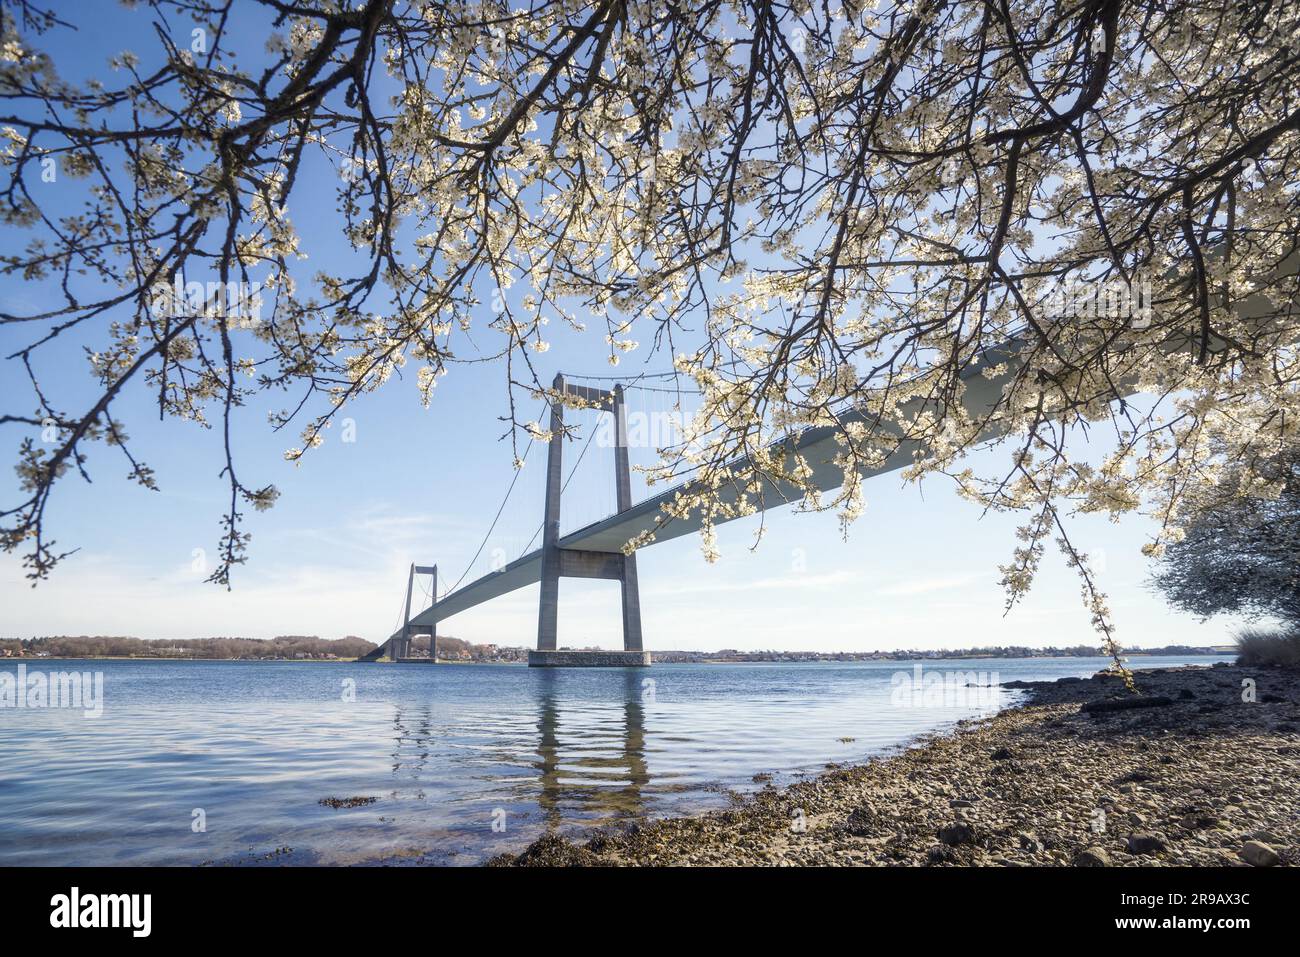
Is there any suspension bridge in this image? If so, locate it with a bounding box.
[353,249,1294,666]
[363,336,1027,666]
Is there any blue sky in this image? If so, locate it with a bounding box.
[0,5,1251,650]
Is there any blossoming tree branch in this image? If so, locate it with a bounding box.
[1,0,1297,662]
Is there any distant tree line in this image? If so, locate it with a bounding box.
[893,645,1110,659]
[635,644,1227,663]
[8,635,378,659]
[407,636,527,662]
[924,644,1226,658]
[2,633,531,661]
[1,636,1228,663]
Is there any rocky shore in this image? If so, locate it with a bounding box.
[491,663,1298,866]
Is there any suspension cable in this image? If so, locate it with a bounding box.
[390,586,407,641]
[563,355,745,383]
[563,369,680,382]
[440,401,545,596]
[620,382,701,395]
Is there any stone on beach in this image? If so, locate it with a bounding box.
[840,806,876,837]
[938,822,978,846]
[1074,846,1111,867]
[1017,832,1042,853]
[1126,832,1168,855]
[1239,840,1280,867]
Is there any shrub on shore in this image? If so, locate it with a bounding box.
[1234,628,1300,669]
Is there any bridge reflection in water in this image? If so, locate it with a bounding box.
[378,669,669,860]
[366,660,1025,864]
[365,660,1006,863]
[532,670,650,829]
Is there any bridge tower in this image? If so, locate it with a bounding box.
[530,373,650,667]
[391,563,438,661]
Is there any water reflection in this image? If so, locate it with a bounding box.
[388,705,436,803]
[380,669,653,846]
[533,669,649,830]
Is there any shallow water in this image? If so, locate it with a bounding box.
[0,655,1226,865]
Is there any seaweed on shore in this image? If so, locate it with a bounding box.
[318,796,378,809]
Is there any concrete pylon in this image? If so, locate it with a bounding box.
[613,384,643,653]
[398,562,415,659]
[535,373,566,652]
[428,565,438,660]
[529,375,649,667]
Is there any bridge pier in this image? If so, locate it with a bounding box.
[529,374,650,667]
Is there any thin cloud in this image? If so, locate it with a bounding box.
[873,574,983,597]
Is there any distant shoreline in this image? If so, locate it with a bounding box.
[5,635,1235,665]
[3,649,1235,663]
[680,650,1234,664]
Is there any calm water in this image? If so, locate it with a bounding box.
[0,655,1226,865]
